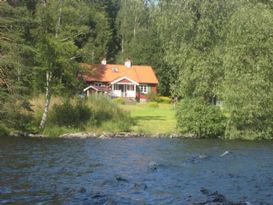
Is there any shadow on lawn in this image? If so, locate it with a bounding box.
[133,116,165,121]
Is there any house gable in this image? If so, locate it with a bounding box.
[111,76,139,85]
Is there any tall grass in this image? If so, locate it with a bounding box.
[31,94,133,136]
[86,94,132,132]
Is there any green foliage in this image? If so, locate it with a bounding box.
[156,0,232,101]
[112,97,126,104]
[176,98,226,138]
[222,3,273,140]
[1,0,273,139]
[147,93,172,104]
[0,123,9,137]
[0,2,35,133]
[0,96,35,133]
[43,94,133,135]
[50,100,92,127]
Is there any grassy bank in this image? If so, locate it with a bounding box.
[29,95,177,136]
[31,95,133,136]
[120,103,176,134]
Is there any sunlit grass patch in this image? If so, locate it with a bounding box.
[120,103,177,134]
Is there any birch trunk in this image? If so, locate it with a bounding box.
[121,37,124,61]
[39,71,52,129]
[39,0,63,130]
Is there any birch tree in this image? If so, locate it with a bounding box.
[35,0,112,130]
[35,0,78,130]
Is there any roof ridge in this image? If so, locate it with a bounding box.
[80,63,158,84]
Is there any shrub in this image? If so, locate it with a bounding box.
[176,98,226,138]
[86,94,133,131]
[0,100,35,133]
[50,100,92,127]
[147,92,160,102]
[112,97,126,104]
[0,124,9,137]
[147,94,172,104]
[148,102,159,108]
[224,118,273,140]
[159,96,172,104]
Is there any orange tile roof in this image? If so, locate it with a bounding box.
[81,63,159,84]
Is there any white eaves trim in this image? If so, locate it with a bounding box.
[110,76,139,85]
[83,85,98,92]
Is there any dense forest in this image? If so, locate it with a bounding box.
[1,0,273,139]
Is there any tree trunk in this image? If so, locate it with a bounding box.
[39,71,52,130]
[39,0,63,130]
[55,0,63,38]
[121,37,124,61]
[133,15,138,39]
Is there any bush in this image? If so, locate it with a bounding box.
[147,92,160,102]
[147,93,172,104]
[148,102,159,108]
[159,96,172,104]
[112,97,126,104]
[87,94,133,131]
[0,124,9,137]
[176,98,226,138]
[50,100,92,127]
[0,99,35,133]
[224,117,273,140]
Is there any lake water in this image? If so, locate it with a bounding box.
[0,137,273,204]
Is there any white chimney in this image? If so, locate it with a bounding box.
[124,59,132,68]
[101,58,107,65]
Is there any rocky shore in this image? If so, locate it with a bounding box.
[9,131,186,139]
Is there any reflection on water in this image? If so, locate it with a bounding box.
[0,137,273,204]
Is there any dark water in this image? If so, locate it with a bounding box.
[1,137,273,205]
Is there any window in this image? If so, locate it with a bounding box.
[112,67,119,73]
[114,84,123,90]
[139,85,148,94]
[126,85,134,91]
[95,83,102,87]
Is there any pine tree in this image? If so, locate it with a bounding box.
[0,1,35,133]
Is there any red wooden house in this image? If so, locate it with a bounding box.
[81,59,159,101]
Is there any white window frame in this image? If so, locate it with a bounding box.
[139,84,148,94]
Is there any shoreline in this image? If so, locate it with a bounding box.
[8,131,187,139]
[6,131,271,140]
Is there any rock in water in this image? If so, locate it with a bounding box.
[148,161,158,171]
[191,188,250,205]
[133,183,148,191]
[103,199,117,205]
[220,150,230,157]
[92,192,106,199]
[115,176,129,183]
[198,154,209,159]
[79,187,86,193]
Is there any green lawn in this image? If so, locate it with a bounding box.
[120,103,177,134]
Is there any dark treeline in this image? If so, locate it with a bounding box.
[0,0,273,139]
